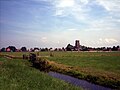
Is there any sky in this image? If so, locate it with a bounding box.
[0,0,120,49]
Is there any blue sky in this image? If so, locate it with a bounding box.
[0,0,120,49]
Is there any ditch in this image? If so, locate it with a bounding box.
[48,71,112,90]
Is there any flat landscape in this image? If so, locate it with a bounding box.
[1,0,120,90]
[0,56,81,90]
[0,51,120,89]
[47,52,120,76]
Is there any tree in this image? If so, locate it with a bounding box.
[21,47,27,52]
[117,46,120,49]
[0,47,6,52]
[41,48,46,51]
[45,48,49,51]
[112,46,117,51]
[7,46,16,52]
[34,48,39,52]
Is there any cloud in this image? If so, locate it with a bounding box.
[52,0,120,24]
[67,28,77,31]
[41,37,47,43]
[84,38,119,47]
[97,38,118,45]
[99,38,102,41]
[105,38,118,43]
[54,9,64,16]
[96,0,120,12]
[52,0,90,20]
[1,0,120,48]
[81,0,89,5]
[56,0,75,8]
[84,14,120,32]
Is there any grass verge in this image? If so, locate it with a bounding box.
[0,57,81,90]
[33,57,120,89]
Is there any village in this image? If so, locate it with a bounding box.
[0,40,120,52]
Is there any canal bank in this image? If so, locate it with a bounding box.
[48,71,112,90]
[27,53,120,89]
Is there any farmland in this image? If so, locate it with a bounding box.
[0,51,120,89]
[45,51,120,89]
[47,52,120,75]
[0,56,81,90]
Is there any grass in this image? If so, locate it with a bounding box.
[1,52,120,77]
[39,51,120,89]
[0,52,30,57]
[32,55,120,89]
[0,57,7,62]
[0,51,120,89]
[46,52,120,73]
[0,57,81,90]
[48,55,120,73]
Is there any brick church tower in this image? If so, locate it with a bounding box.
[75,40,80,50]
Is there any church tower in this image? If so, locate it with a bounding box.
[75,40,80,50]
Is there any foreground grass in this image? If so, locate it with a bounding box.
[0,57,81,90]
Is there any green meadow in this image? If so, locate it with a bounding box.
[47,52,120,74]
[0,57,81,90]
[46,52,120,86]
[1,51,120,78]
[0,51,120,89]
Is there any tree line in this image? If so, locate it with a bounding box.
[66,44,120,51]
[0,45,120,52]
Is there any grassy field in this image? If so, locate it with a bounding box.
[46,52,120,82]
[47,52,120,74]
[1,51,120,77]
[0,57,81,90]
[0,51,120,89]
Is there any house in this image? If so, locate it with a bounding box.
[6,48,11,52]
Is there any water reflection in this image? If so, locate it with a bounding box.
[48,72,112,90]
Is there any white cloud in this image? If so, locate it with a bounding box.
[97,38,118,46]
[105,38,118,43]
[85,15,120,32]
[25,0,120,47]
[54,9,64,16]
[52,0,90,20]
[56,0,75,8]
[67,28,77,31]
[99,38,102,41]
[96,0,120,12]
[41,37,47,43]
[52,0,120,22]
[81,0,89,5]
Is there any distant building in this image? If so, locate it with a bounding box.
[75,40,80,51]
[66,44,74,51]
[6,48,11,52]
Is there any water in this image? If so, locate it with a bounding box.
[48,72,112,90]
